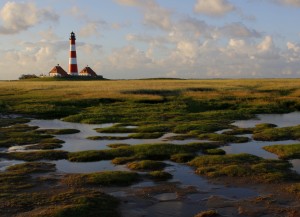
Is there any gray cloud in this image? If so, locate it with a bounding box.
[0,1,58,35]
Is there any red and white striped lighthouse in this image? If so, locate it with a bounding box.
[69,32,78,76]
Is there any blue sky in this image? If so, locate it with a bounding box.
[1,0,300,80]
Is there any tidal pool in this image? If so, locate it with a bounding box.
[228,112,300,173]
[3,115,299,217]
[28,120,206,152]
[233,112,300,128]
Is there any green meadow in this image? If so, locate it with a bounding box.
[1,79,300,216]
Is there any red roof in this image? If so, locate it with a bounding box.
[49,65,68,77]
[79,66,98,77]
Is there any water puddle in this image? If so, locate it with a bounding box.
[27,120,207,152]
[166,161,258,199]
[2,114,300,216]
[153,193,178,201]
[229,112,300,173]
[233,112,300,128]
[0,159,25,171]
[53,159,129,173]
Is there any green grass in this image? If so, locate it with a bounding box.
[148,171,173,181]
[6,162,56,174]
[203,148,226,155]
[37,128,80,135]
[107,143,130,148]
[25,143,63,150]
[61,171,139,186]
[253,125,300,141]
[127,160,167,171]
[198,133,250,143]
[129,132,164,139]
[170,153,196,163]
[189,154,296,183]
[86,136,129,140]
[2,79,300,212]
[68,142,223,162]
[5,150,68,161]
[263,144,300,159]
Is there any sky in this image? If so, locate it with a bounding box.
[1,0,300,80]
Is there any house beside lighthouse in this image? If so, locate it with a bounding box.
[49,32,102,79]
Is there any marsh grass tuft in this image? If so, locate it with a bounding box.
[61,171,139,187]
[107,143,130,148]
[127,160,167,171]
[148,171,173,181]
[5,150,68,161]
[189,153,296,183]
[198,133,250,143]
[6,162,56,174]
[170,153,196,163]
[263,144,300,159]
[36,128,80,135]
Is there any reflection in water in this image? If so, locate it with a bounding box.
[290,159,300,174]
[230,112,300,173]
[233,112,300,128]
[29,120,206,152]
[53,159,129,174]
[222,139,299,159]
[166,161,257,199]
[0,159,24,171]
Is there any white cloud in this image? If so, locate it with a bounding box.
[0,1,58,34]
[287,42,300,52]
[116,0,172,30]
[220,23,262,38]
[78,21,107,37]
[257,36,274,52]
[276,0,300,7]
[194,0,236,17]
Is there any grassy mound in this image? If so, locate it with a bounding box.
[263,144,300,159]
[189,153,296,183]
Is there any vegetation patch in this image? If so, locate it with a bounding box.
[25,143,63,150]
[222,128,253,135]
[194,210,219,217]
[173,121,230,134]
[0,172,34,193]
[5,150,68,161]
[286,183,300,197]
[86,136,129,140]
[6,162,56,174]
[0,128,53,148]
[253,125,300,141]
[0,189,120,217]
[189,154,296,183]
[129,132,164,139]
[107,143,130,148]
[0,118,30,127]
[121,89,181,97]
[170,153,196,163]
[148,171,173,181]
[95,126,136,133]
[198,133,250,143]
[111,156,137,165]
[127,160,167,171]
[68,142,223,162]
[37,128,80,135]
[61,171,139,187]
[203,149,226,155]
[263,144,300,159]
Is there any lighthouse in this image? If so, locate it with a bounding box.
[69,32,78,76]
